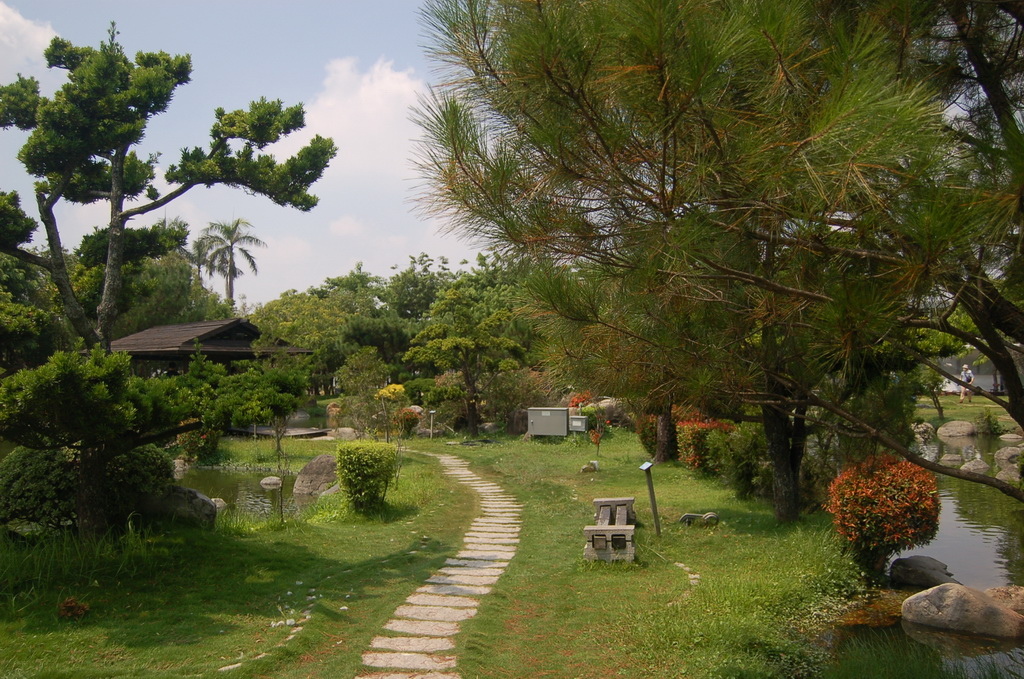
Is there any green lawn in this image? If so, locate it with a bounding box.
[0,431,866,678]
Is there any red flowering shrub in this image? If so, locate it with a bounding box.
[636,415,657,456]
[824,455,939,573]
[174,419,221,464]
[394,408,422,437]
[568,390,593,408]
[677,419,733,472]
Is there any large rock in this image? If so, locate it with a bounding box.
[937,421,976,438]
[997,467,1021,483]
[890,556,959,588]
[961,458,990,474]
[138,485,216,527]
[595,398,634,428]
[938,453,964,467]
[902,583,1024,638]
[1001,432,1024,442]
[294,454,337,496]
[986,586,1024,615]
[335,427,358,441]
[995,446,1021,467]
[506,409,528,436]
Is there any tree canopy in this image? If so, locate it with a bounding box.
[0,25,336,347]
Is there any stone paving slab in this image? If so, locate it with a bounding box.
[455,550,515,561]
[355,673,461,679]
[439,567,505,577]
[445,558,509,569]
[371,636,456,652]
[427,574,500,587]
[464,536,520,545]
[467,526,520,535]
[417,583,492,596]
[362,652,457,671]
[406,593,480,607]
[383,619,460,637]
[395,604,478,622]
[472,517,521,525]
[461,541,517,551]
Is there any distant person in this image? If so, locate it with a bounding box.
[960,364,974,403]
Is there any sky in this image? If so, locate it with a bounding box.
[0,0,484,306]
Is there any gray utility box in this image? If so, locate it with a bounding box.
[528,407,569,436]
[569,415,589,433]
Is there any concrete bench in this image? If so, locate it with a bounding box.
[584,496,636,562]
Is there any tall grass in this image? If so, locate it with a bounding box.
[824,634,1022,679]
[0,522,154,615]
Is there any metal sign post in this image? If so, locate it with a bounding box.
[639,461,661,537]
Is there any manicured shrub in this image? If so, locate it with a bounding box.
[394,408,422,437]
[823,454,939,574]
[636,415,657,456]
[336,441,398,511]
[0,444,173,531]
[677,419,733,472]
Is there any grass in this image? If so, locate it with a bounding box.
[0,428,967,678]
[918,394,1019,433]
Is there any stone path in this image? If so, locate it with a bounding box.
[355,453,521,679]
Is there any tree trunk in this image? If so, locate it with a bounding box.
[76,446,109,539]
[761,403,804,523]
[654,404,678,463]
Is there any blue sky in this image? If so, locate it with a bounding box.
[0,1,483,306]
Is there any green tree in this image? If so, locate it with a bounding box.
[416,0,948,518]
[0,26,336,347]
[336,347,391,436]
[215,359,308,466]
[196,218,267,304]
[0,350,198,537]
[384,253,455,321]
[404,275,526,436]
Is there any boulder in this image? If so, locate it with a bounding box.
[901,583,1024,638]
[335,427,358,441]
[320,483,341,497]
[997,467,1022,483]
[1001,432,1024,442]
[138,485,217,527]
[595,398,634,428]
[260,476,283,489]
[937,421,976,438]
[480,422,501,435]
[172,458,189,479]
[506,409,528,436]
[986,586,1024,615]
[961,458,990,474]
[995,447,1021,467]
[211,497,228,512]
[890,556,959,588]
[293,454,337,496]
[939,454,964,467]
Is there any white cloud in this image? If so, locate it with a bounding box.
[0,3,56,83]
[277,56,425,183]
[328,215,366,237]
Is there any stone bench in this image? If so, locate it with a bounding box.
[584,496,636,562]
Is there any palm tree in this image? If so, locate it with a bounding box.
[196,219,266,304]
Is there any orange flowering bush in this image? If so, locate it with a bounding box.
[824,455,939,573]
[568,390,593,408]
[174,419,221,464]
[677,419,733,472]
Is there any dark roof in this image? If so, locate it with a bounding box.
[109,318,310,361]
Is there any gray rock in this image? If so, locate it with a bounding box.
[580,462,598,473]
[995,447,1021,467]
[986,586,1024,615]
[595,398,634,428]
[937,421,976,438]
[890,556,959,587]
[961,458,990,474]
[939,454,964,467]
[293,454,337,496]
[1001,433,1024,442]
[997,467,1021,483]
[506,409,528,436]
[335,427,358,441]
[320,483,341,497]
[211,497,228,512]
[902,583,1024,638]
[172,458,190,479]
[260,476,283,489]
[480,422,501,435]
[138,485,216,527]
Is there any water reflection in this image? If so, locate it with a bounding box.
[178,467,308,519]
[898,434,1024,590]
